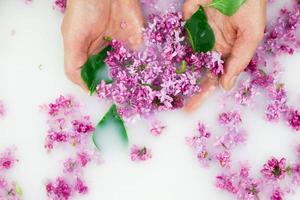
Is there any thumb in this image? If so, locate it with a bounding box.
[220,30,262,91]
[182,0,200,20]
[182,0,211,20]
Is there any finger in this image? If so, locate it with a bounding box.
[182,0,200,20]
[220,29,263,91]
[62,32,89,92]
[184,75,218,113]
[88,36,107,56]
[182,0,212,20]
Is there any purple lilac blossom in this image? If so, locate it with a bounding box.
[96,12,224,119]
[43,96,101,199]
[0,147,21,200]
[130,145,152,162]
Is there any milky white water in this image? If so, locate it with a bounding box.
[0,0,300,199]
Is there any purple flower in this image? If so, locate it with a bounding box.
[54,0,67,13]
[219,111,242,126]
[74,178,88,194]
[47,95,76,117]
[0,147,21,200]
[291,162,300,185]
[287,109,300,131]
[251,69,274,87]
[0,101,5,118]
[96,11,224,119]
[150,121,166,136]
[197,123,211,138]
[43,96,95,151]
[43,96,100,200]
[215,151,231,168]
[235,81,256,106]
[296,145,300,158]
[261,157,286,180]
[216,173,238,194]
[46,177,71,200]
[130,145,152,162]
[0,148,17,171]
[270,188,283,200]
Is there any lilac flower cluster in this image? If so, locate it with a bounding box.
[287,109,300,131]
[216,164,262,199]
[0,101,4,118]
[96,12,224,119]
[187,2,300,199]
[42,95,94,151]
[46,152,92,200]
[130,145,152,162]
[53,0,66,13]
[228,0,300,131]
[150,121,166,136]
[188,116,300,199]
[42,96,101,200]
[221,0,300,131]
[0,147,22,200]
[186,111,246,168]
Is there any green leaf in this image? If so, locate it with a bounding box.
[185,6,215,52]
[81,46,112,95]
[92,104,128,150]
[207,0,246,16]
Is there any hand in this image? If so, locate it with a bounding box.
[183,0,266,112]
[61,0,144,91]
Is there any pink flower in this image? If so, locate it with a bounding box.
[43,96,95,151]
[47,95,75,117]
[46,177,71,200]
[216,173,238,194]
[287,109,300,131]
[130,145,152,162]
[296,145,300,158]
[0,148,17,171]
[74,178,88,194]
[235,81,256,106]
[270,188,283,200]
[63,158,78,174]
[197,122,211,138]
[54,0,67,13]
[43,96,99,199]
[251,69,274,88]
[0,101,5,117]
[219,111,242,126]
[215,151,231,168]
[261,157,286,180]
[291,162,300,185]
[150,121,166,136]
[97,11,223,118]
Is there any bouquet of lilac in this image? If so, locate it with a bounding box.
[94,12,224,119]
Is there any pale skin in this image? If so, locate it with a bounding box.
[62,0,267,111]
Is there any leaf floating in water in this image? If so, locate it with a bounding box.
[92,104,128,150]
